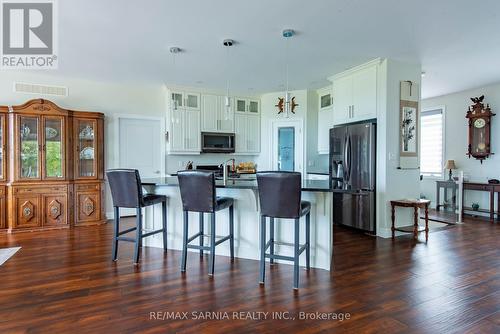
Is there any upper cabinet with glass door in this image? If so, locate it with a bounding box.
[318,86,333,111]
[18,115,41,180]
[235,98,260,114]
[16,114,67,181]
[171,91,200,111]
[43,116,65,179]
[75,118,97,179]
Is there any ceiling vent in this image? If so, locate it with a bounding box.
[13,82,68,97]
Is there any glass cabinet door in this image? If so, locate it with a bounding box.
[19,116,40,179]
[249,100,259,113]
[43,117,64,179]
[76,119,97,178]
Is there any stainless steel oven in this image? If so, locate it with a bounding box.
[201,132,235,153]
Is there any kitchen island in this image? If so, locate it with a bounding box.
[141,176,333,270]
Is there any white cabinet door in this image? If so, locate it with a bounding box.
[185,92,200,110]
[169,109,184,152]
[234,113,247,153]
[184,110,200,152]
[333,76,352,125]
[235,98,247,113]
[248,100,260,114]
[352,66,377,121]
[218,96,234,132]
[318,107,333,154]
[201,94,218,132]
[318,87,333,111]
[246,115,260,153]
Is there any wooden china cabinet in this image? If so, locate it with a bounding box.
[0,99,105,233]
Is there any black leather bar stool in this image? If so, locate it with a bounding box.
[177,170,234,276]
[257,171,311,290]
[106,169,167,264]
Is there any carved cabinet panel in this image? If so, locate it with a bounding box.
[75,184,101,224]
[43,194,68,226]
[14,195,41,228]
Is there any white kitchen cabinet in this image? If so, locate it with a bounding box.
[235,97,260,114]
[201,95,234,133]
[331,62,378,125]
[201,94,218,132]
[184,110,201,152]
[217,96,234,132]
[318,106,333,154]
[234,114,247,152]
[171,91,200,111]
[234,113,260,154]
[167,92,201,154]
[246,115,260,153]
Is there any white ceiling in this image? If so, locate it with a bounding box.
[52,0,500,98]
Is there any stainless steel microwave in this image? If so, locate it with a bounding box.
[201,132,235,153]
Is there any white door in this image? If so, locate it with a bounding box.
[118,117,164,216]
[119,117,163,177]
[272,120,304,174]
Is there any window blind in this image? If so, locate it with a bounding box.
[420,109,443,177]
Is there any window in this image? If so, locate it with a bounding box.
[420,107,444,177]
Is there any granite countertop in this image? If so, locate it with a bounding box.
[141,176,332,192]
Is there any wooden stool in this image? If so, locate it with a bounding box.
[390,199,431,240]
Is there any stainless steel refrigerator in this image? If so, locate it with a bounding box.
[329,121,376,233]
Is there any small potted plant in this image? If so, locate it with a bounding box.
[472,202,480,211]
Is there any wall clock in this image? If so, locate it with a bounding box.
[466,95,495,163]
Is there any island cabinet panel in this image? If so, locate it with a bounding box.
[0,99,106,233]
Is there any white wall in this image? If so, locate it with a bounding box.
[376,59,422,237]
[420,82,500,211]
[0,72,165,217]
[257,89,309,171]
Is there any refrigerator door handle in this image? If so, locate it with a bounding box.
[343,133,349,183]
[346,134,352,184]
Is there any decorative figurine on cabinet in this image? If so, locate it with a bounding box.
[466,95,495,163]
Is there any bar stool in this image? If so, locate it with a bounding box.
[106,169,167,264]
[257,171,311,290]
[177,170,234,276]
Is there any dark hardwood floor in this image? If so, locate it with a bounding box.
[0,217,499,334]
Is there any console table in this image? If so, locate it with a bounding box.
[436,180,457,211]
[461,182,500,221]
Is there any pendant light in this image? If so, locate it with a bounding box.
[223,39,234,120]
[282,29,294,118]
[170,46,181,123]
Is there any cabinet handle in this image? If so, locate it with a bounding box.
[352,105,354,118]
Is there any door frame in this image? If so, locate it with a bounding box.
[271,119,304,175]
[114,114,166,176]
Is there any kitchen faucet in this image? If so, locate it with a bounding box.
[219,158,236,186]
